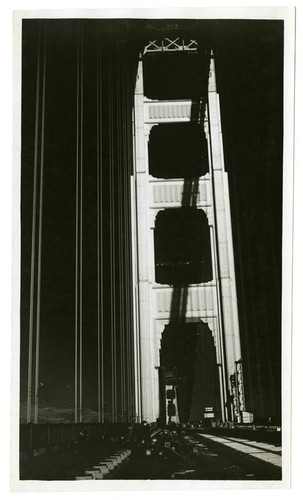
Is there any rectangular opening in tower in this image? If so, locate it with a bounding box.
[143,51,209,100]
[149,123,209,179]
[154,208,212,285]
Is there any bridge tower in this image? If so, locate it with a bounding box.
[131,38,245,424]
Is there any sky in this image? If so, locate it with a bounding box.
[20,18,283,423]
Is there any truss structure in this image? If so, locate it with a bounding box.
[143,38,198,55]
[230,373,240,421]
[236,359,246,413]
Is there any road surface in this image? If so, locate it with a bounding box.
[111,431,282,480]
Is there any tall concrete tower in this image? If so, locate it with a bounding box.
[131,37,245,424]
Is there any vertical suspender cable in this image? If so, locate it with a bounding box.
[124,59,134,420]
[27,25,41,424]
[112,44,117,423]
[116,42,122,420]
[96,26,104,423]
[96,27,101,424]
[127,57,133,421]
[120,49,127,419]
[124,58,132,420]
[114,45,118,424]
[34,28,46,424]
[99,37,104,425]
[75,25,79,424]
[128,67,134,420]
[115,35,122,421]
[113,53,117,424]
[79,23,84,424]
[108,48,113,422]
[129,62,137,420]
[108,48,115,422]
[117,41,126,422]
[75,24,83,423]
[123,49,128,422]
[124,57,129,417]
[122,58,128,420]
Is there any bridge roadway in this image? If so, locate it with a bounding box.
[20,426,282,481]
[110,430,281,480]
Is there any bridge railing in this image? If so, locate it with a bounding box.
[20,422,133,453]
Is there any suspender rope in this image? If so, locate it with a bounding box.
[96,27,100,424]
[121,61,127,420]
[97,27,104,423]
[109,48,116,423]
[124,59,133,420]
[117,46,127,421]
[116,45,122,421]
[74,39,79,424]
[113,51,117,424]
[79,24,84,424]
[75,22,84,424]
[74,24,80,424]
[114,45,120,423]
[124,49,132,422]
[74,29,79,424]
[129,63,137,420]
[96,27,101,424]
[99,39,104,425]
[27,25,41,424]
[34,29,46,423]
[124,59,134,420]
[109,48,113,422]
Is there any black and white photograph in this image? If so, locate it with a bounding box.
[10,6,295,491]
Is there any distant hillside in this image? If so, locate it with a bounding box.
[19,402,103,423]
